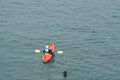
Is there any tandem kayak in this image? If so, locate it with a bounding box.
[42,43,55,63]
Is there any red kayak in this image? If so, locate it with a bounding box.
[42,43,55,63]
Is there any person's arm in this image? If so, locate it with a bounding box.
[43,50,45,53]
[49,50,52,54]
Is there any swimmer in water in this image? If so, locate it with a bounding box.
[63,71,67,77]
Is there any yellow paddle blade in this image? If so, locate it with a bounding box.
[45,45,48,48]
[57,51,63,54]
[35,49,40,53]
[34,56,40,60]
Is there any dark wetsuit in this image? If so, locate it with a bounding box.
[43,49,53,55]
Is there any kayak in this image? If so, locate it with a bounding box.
[42,43,55,63]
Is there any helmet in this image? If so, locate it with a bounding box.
[45,49,49,53]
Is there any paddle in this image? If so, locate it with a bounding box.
[35,49,63,54]
[57,51,63,54]
[34,45,63,60]
[34,49,63,60]
[34,45,48,53]
[35,45,63,54]
[35,49,41,53]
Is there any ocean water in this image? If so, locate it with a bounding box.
[0,0,120,80]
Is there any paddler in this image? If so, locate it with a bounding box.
[43,48,53,55]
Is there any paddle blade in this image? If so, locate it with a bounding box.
[57,51,63,54]
[35,49,40,53]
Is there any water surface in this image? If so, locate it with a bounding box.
[0,0,120,80]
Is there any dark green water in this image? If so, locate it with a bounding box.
[0,0,120,80]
